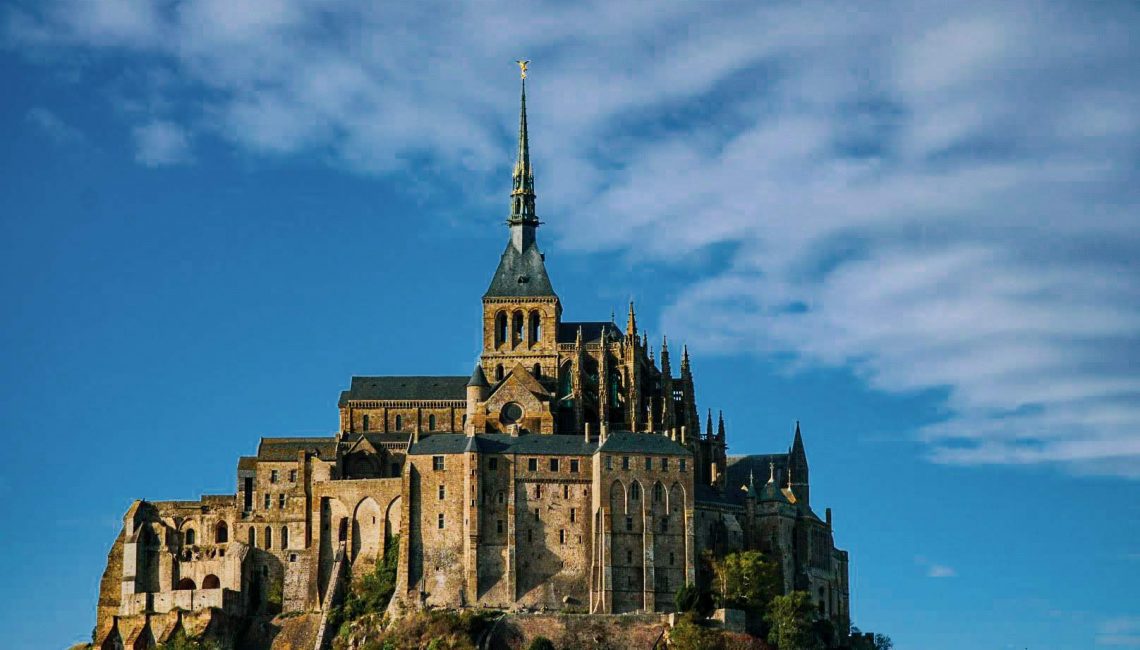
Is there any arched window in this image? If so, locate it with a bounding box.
[264,526,272,550]
[176,578,196,591]
[532,363,541,378]
[185,528,196,545]
[202,574,221,589]
[495,312,507,347]
[362,414,370,431]
[395,414,403,430]
[248,528,256,546]
[512,312,524,347]
[281,526,289,550]
[495,364,504,381]
[528,311,541,345]
[428,414,436,431]
[215,521,228,544]
[630,482,641,500]
[654,484,664,503]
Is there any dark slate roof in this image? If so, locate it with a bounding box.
[339,376,469,405]
[598,431,692,456]
[484,241,557,298]
[694,483,735,506]
[408,433,598,456]
[556,321,624,344]
[362,433,412,445]
[467,365,490,388]
[237,456,258,471]
[257,437,337,461]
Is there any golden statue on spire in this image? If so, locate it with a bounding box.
[517,59,529,79]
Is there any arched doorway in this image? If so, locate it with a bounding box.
[202,574,221,589]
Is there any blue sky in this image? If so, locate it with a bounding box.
[1,1,1138,648]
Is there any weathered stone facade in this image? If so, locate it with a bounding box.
[90,74,852,649]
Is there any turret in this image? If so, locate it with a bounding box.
[659,336,675,432]
[465,364,490,435]
[788,421,810,505]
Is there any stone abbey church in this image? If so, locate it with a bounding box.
[92,75,851,649]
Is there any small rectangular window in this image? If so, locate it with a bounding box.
[570,508,576,523]
[570,459,579,473]
[528,458,538,471]
[438,485,445,500]
[288,469,297,482]
[645,457,652,470]
[278,494,286,509]
[559,529,565,544]
[626,516,633,531]
[438,513,445,529]
[534,508,539,520]
[270,470,278,483]
[605,456,613,470]
[562,484,569,499]
[432,456,445,471]
[489,458,498,470]
[497,519,504,534]
[662,458,669,471]
[669,552,675,566]
[527,529,533,542]
[263,493,270,509]
[622,456,630,470]
[679,458,686,472]
[549,458,559,472]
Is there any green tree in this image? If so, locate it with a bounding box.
[873,633,893,650]
[675,583,701,613]
[765,592,820,650]
[527,636,556,650]
[669,614,724,650]
[714,551,782,613]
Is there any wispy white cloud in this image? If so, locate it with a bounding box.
[1098,617,1140,647]
[6,0,1139,475]
[915,556,957,579]
[132,119,191,167]
[25,107,83,145]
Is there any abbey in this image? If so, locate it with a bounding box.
[92,74,850,648]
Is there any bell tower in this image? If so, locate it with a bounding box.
[481,61,561,384]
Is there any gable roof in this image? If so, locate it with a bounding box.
[407,433,598,456]
[484,241,557,298]
[256,437,337,461]
[597,431,692,456]
[339,376,469,405]
[556,321,623,344]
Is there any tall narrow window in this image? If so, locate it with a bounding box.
[512,312,524,347]
[630,482,640,500]
[550,458,559,472]
[270,469,278,483]
[622,456,630,470]
[559,529,565,544]
[243,478,253,511]
[645,457,652,470]
[215,521,228,544]
[533,363,542,378]
[570,508,576,523]
[438,485,445,500]
[626,550,633,564]
[362,414,370,431]
[528,458,537,471]
[264,526,272,550]
[289,469,297,482]
[278,494,286,509]
[497,519,504,534]
[563,484,569,499]
[249,528,256,546]
[438,513,445,529]
[528,312,541,346]
[495,364,504,380]
[570,459,579,473]
[281,526,289,549]
[264,493,270,510]
[626,516,633,531]
[495,312,507,347]
[185,528,196,545]
[428,414,436,431]
[338,518,348,542]
[395,414,403,430]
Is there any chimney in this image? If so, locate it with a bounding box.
[826,507,832,528]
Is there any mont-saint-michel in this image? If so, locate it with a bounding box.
[86,67,878,650]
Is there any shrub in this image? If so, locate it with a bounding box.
[527,636,556,650]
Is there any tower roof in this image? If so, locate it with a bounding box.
[467,364,490,388]
[485,61,555,300]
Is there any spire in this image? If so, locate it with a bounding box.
[507,60,539,251]
[627,301,637,339]
[706,408,713,438]
[484,62,555,299]
[660,336,671,375]
[791,420,805,456]
[768,461,776,484]
[717,410,726,439]
[680,344,691,374]
[660,336,674,431]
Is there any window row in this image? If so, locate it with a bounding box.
[246,525,289,550]
[361,413,445,432]
[268,469,298,483]
[523,457,581,473]
[604,455,687,472]
[493,310,544,348]
[183,521,229,546]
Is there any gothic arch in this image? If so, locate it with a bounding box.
[669,482,686,518]
[495,312,508,347]
[384,495,403,541]
[214,521,228,544]
[609,479,627,525]
[651,480,667,514]
[352,497,383,563]
[202,574,221,589]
